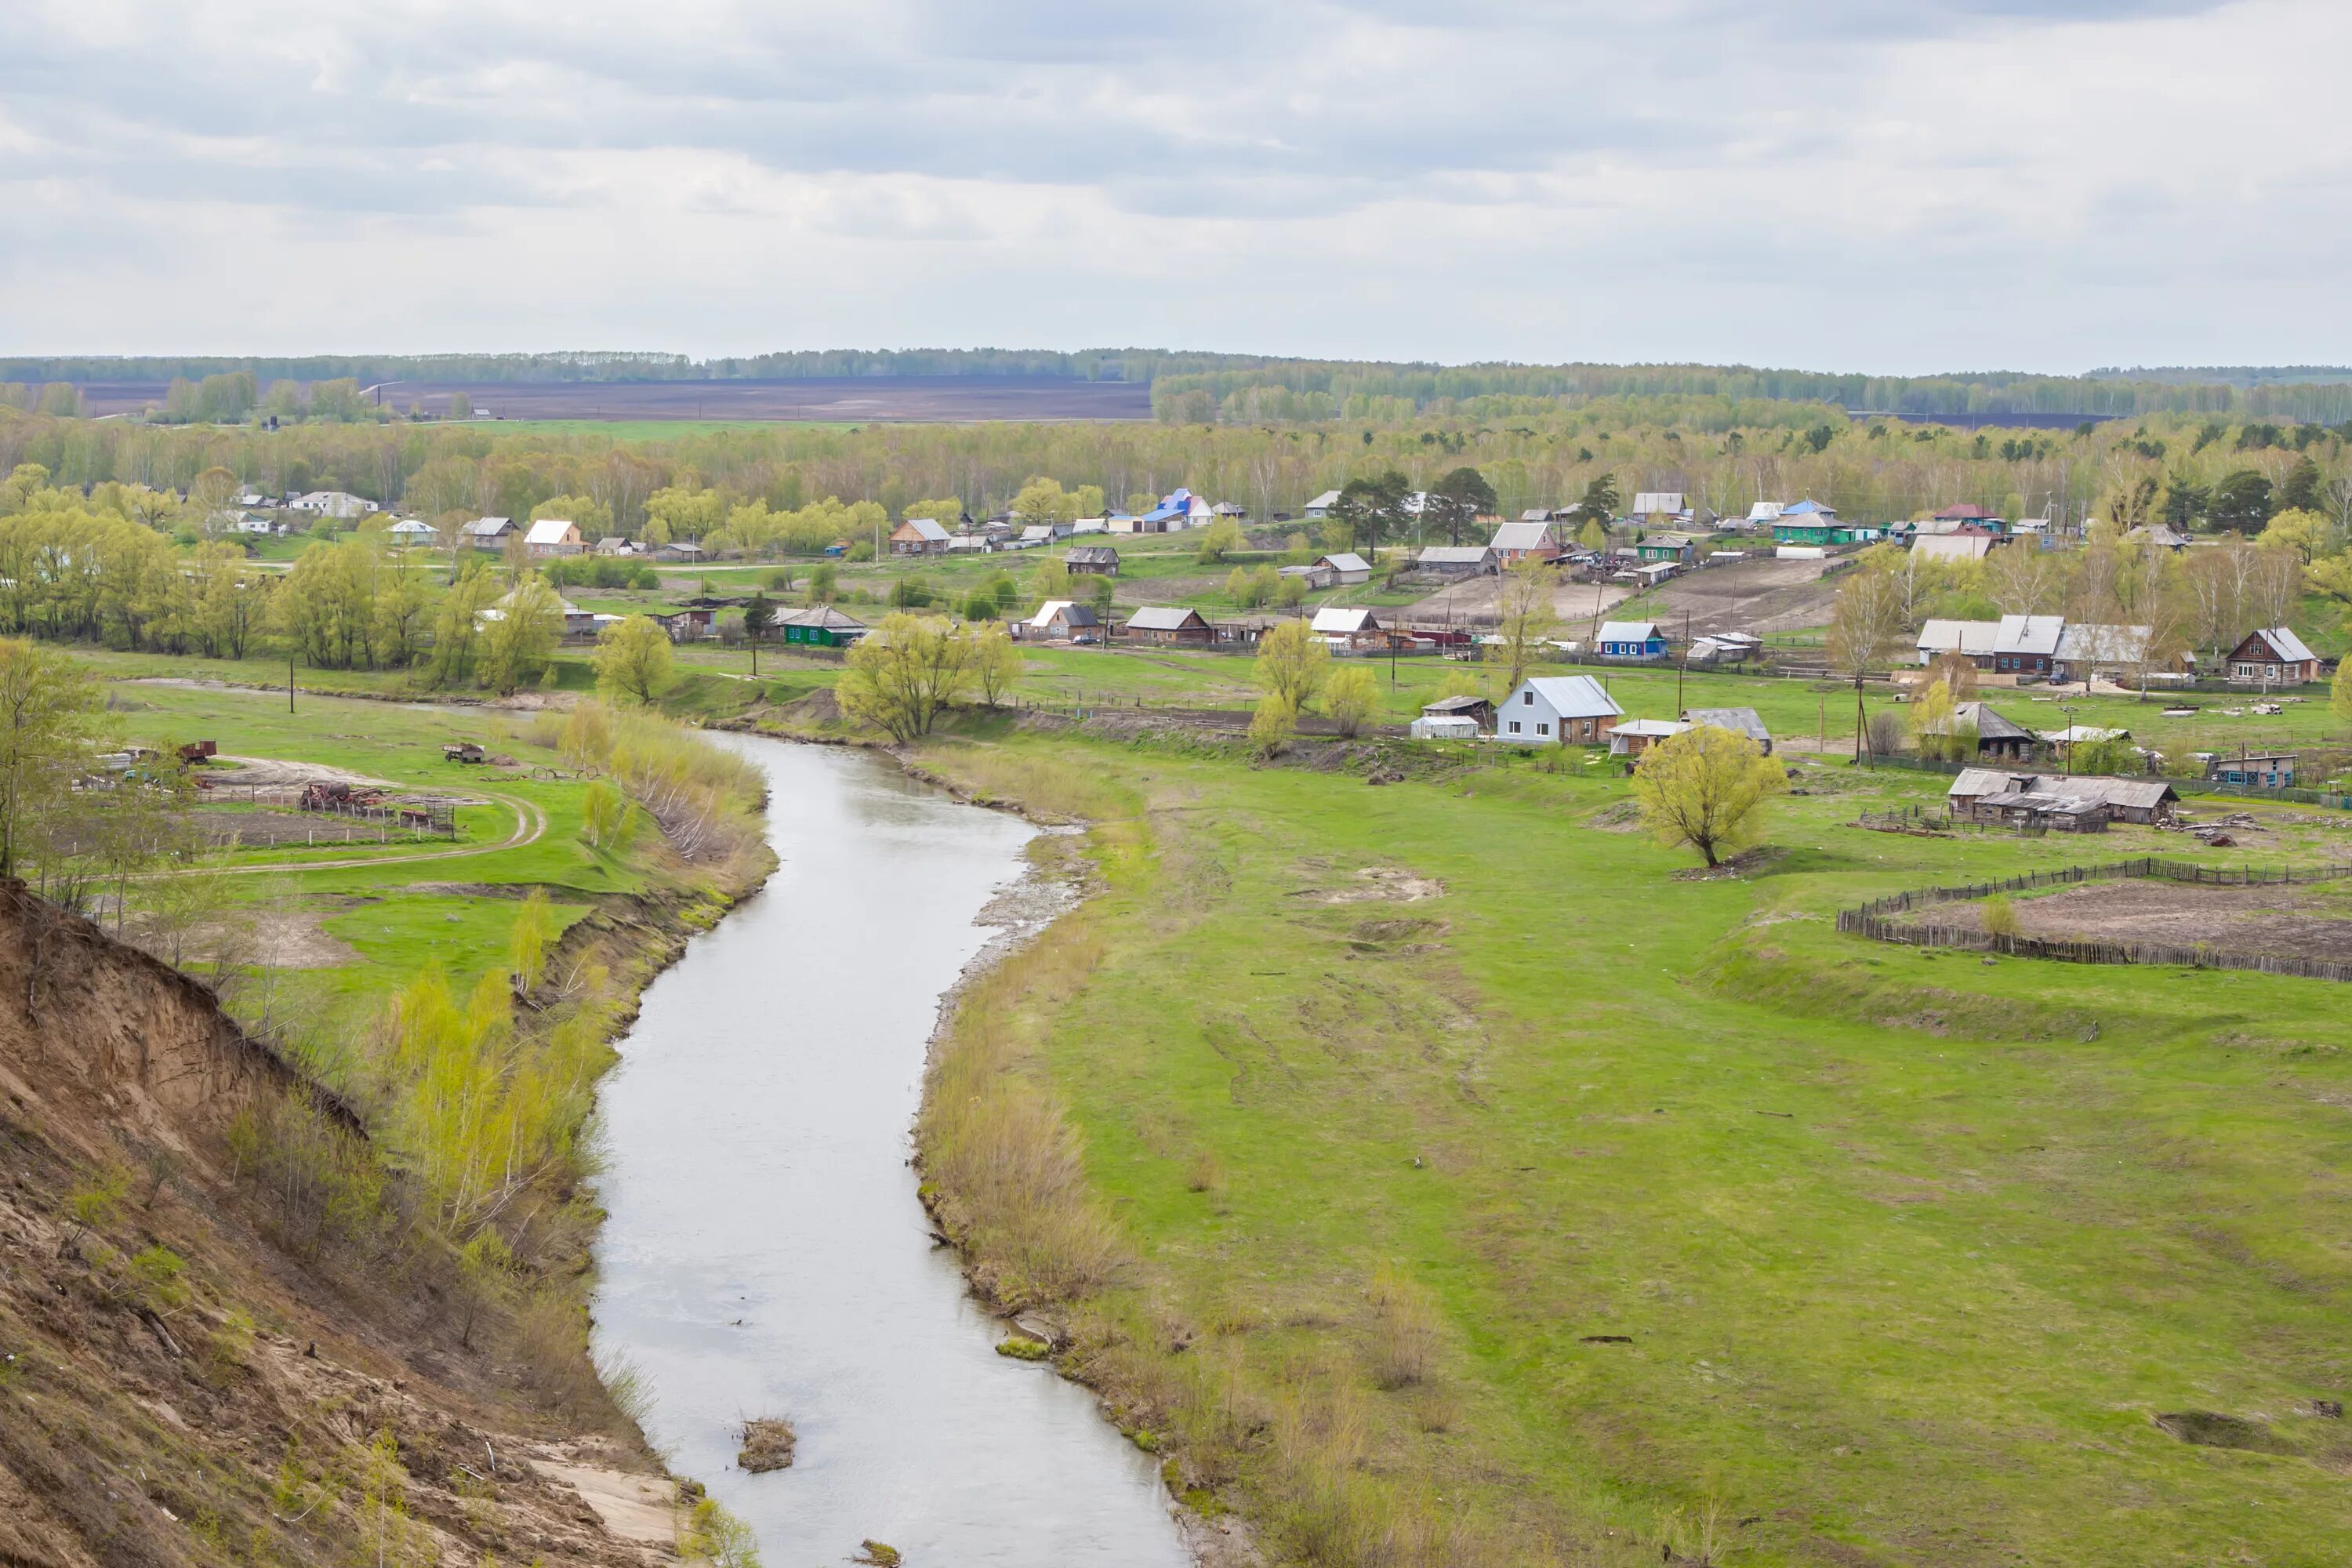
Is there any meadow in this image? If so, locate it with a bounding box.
[914,730,2352,1567]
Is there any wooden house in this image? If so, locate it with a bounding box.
[1316,553,1373,586]
[1309,607,1388,649]
[889,518,953,557]
[778,606,868,648]
[1595,620,1668,662]
[1064,545,1120,576]
[1682,706,1772,754]
[1417,694,1494,731]
[1120,606,1214,644]
[2224,626,2319,686]
[2206,750,2297,788]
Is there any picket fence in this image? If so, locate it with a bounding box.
[1835,857,2352,983]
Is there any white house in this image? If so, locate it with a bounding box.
[291,489,374,520]
[524,517,584,557]
[1309,606,1388,648]
[1497,674,1623,746]
[1303,489,1342,519]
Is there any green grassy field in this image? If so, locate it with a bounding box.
[918,731,2352,1567]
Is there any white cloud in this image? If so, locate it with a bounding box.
[0,0,2340,369]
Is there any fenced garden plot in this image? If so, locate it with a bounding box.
[1837,858,2352,982]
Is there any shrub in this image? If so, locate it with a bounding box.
[1982,895,2020,940]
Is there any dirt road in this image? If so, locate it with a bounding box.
[1647,554,1842,638]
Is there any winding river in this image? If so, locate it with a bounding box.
[590,737,1189,1568]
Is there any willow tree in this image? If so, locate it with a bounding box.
[1631,724,1787,869]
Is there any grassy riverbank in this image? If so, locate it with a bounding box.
[27,665,776,1563]
[912,731,2352,1568]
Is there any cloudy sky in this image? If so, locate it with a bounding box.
[1,0,2344,373]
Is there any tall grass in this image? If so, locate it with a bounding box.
[913,808,1558,1567]
[530,700,768,866]
[917,742,1141,824]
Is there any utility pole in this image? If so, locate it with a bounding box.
[287,652,296,713]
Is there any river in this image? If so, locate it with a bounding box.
[590,737,1190,1568]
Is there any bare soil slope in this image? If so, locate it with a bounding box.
[0,881,676,1568]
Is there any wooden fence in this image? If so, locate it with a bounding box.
[1835,857,2352,982]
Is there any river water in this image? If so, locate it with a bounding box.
[590,738,1189,1568]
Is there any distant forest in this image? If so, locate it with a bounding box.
[8,350,2352,423]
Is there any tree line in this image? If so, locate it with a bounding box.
[8,402,2349,551]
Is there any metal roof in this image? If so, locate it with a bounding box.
[1124,606,1207,631]
[1917,619,1999,656]
[1996,615,2066,657]
[2245,625,2318,664]
[1490,521,1555,551]
[898,517,953,542]
[524,517,577,545]
[1683,706,1770,743]
[1318,553,1370,573]
[1417,546,1494,564]
[1518,675,1623,720]
[1310,607,1381,634]
[1596,621,1663,644]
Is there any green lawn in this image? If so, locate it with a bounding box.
[918,731,2352,1566]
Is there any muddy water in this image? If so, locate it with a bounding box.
[590,738,1189,1568]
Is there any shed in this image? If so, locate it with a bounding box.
[1410,714,1482,741]
[1416,546,1498,577]
[1607,718,1689,757]
[1065,545,1120,576]
[1682,706,1772,754]
[1316,553,1373,585]
[1418,694,1494,731]
[463,516,514,549]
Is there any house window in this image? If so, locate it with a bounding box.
[1508,720,1521,735]
[1523,690,1534,704]
[1537,722,1550,735]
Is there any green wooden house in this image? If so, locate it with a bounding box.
[779,606,869,648]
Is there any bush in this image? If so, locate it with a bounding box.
[1981,895,2020,940]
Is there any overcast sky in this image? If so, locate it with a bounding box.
[1,0,2343,374]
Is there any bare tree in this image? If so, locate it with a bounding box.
[1827,567,1906,763]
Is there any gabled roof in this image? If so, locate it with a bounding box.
[1995,615,2065,657]
[1065,545,1119,564]
[1911,534,1994,563]
[1518,674,1623,720]
[1490,521,1554,551]
[1124,606,1208,631]
[1778,499,1835,517]
[780,605,867,630]
[1421,694,1492,715]
[1917,619,1999,656]
[1028,599,1100,630]
[1305,489,1342,510]
[896,517,953,543]
[2239,626,2318,663]
[1933,503,1993,520]
[524,517,577,545]
[1951,702,2032,742]
[1630,492,1686,515]
[1521,508,1555,523]
[1948,770,2176,811]
[1317,553,1370,573]
[1311,607,1383,634]
[2053,623,2150,664]
[1683,706,1770,743]
[1417,546,1495,564]
[1596,620,1664,644]
[1613,719,1690,739]
[463,516,513,537]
